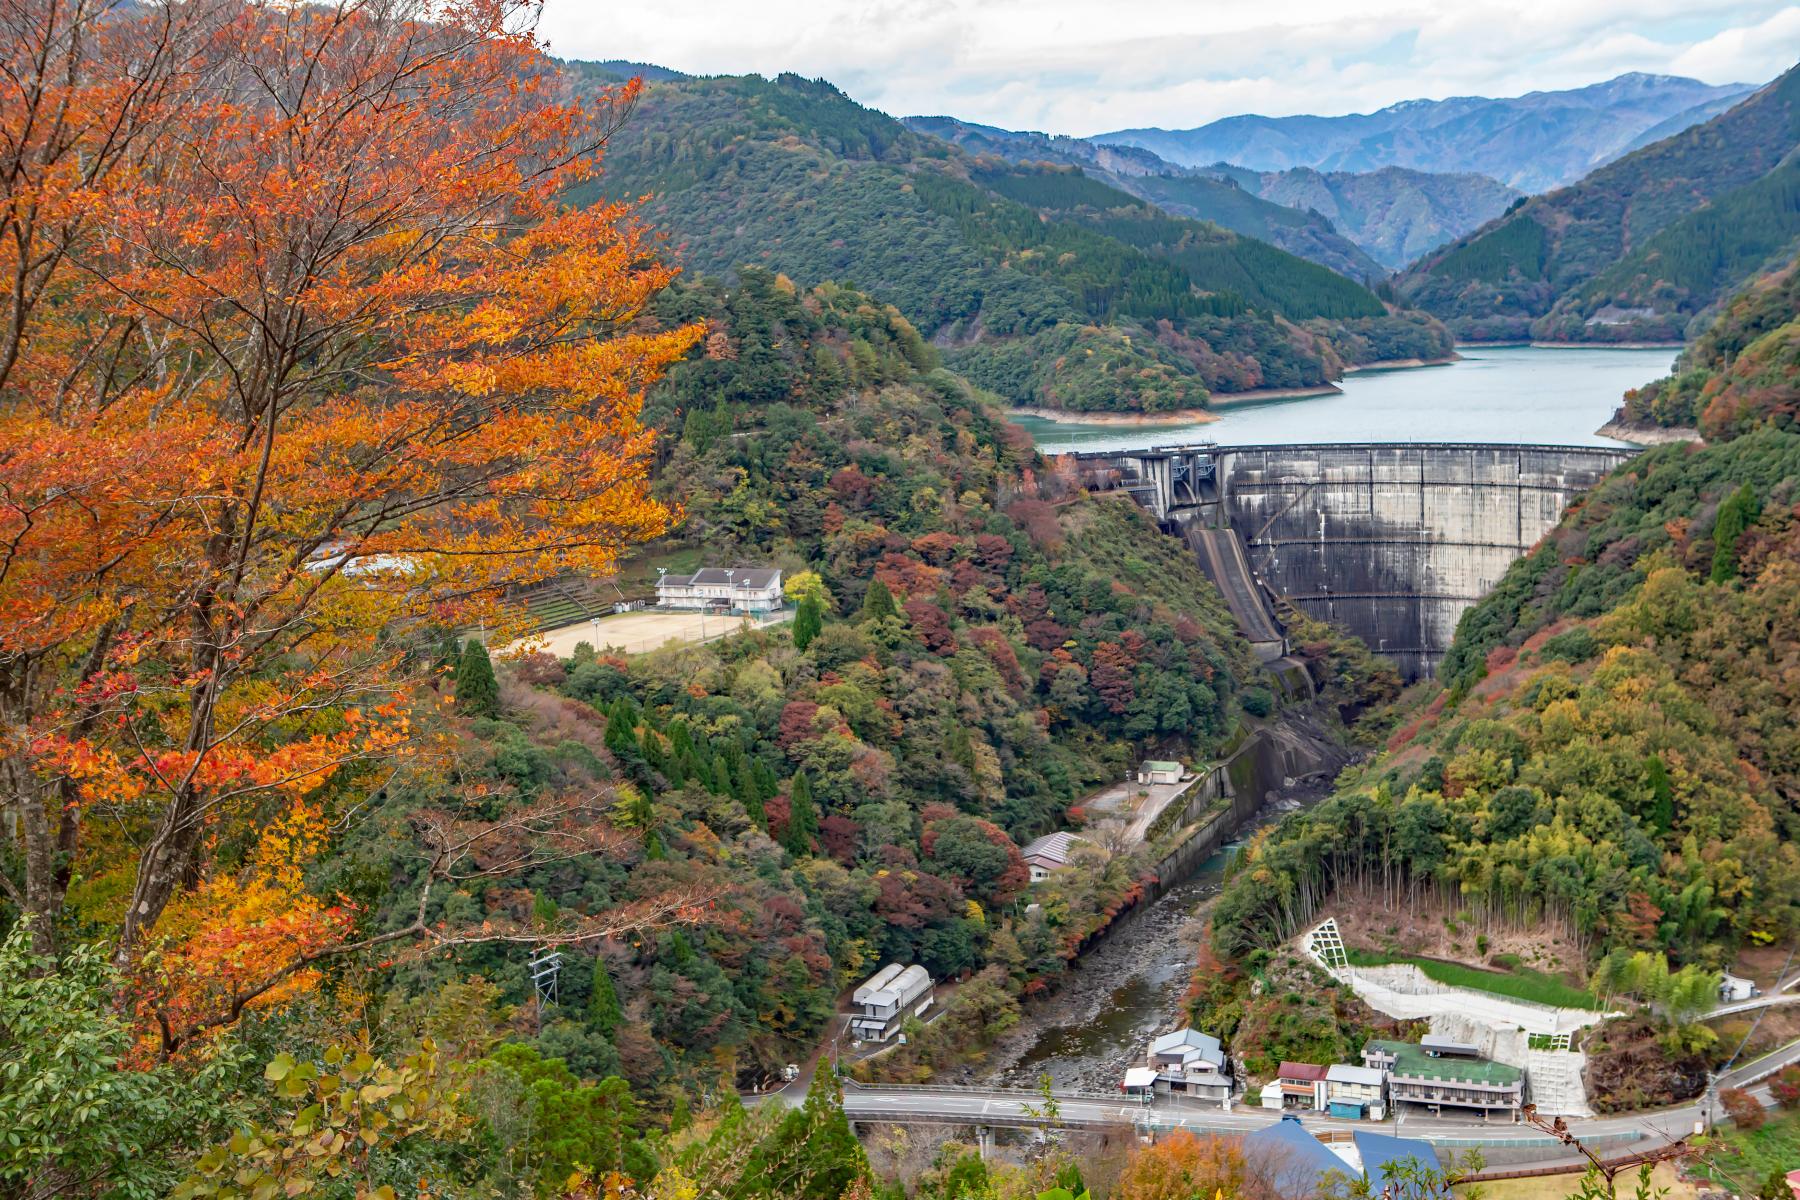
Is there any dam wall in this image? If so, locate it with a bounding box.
[1215,444,1634,679]
[1068,443,1636,680]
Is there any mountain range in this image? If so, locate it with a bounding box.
[1398,63,1800,343]
[1095,73,1756,194]
[584,71,1451,413]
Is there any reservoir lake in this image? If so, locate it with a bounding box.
[1010,345,1676,451]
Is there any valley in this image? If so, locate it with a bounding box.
[4,10,1799,1200]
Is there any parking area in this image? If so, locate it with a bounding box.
[514,608,788,658]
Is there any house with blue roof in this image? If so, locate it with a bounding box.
[1242,1116,1447,1199]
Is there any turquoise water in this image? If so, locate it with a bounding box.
[1010,345,1677,452]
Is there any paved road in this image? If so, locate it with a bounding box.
[800,1034,1800,1166]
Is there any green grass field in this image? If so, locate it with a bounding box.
[1693,1109,1800,1192]
[1345,948,1602,1010]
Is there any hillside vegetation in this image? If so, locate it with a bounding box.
[1219,426,1800,954]
[1615,251,1800,438]
[905,114,1386,281]
[1398,65,1800,341]
[590,72,1450,412]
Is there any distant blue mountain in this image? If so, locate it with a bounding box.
[1095,73,1757,193]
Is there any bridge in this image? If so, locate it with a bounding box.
[1063,443,1639,679]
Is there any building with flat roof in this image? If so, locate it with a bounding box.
[850,963,933,1043]
[656,566,783,613]
[1363,1039,1524,1120]
[1325,1064,1386,1119]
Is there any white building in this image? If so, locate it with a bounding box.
[1145,1027,1233,1105]
[656,566,783,613]
[850,963,934,1043]
[1720,972,1759,1002]
[1137,760,1183,785]
[1020,831,1088,882]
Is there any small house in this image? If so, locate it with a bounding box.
[1720,972,1759,1003]
[1276,1061,1329,1110]
[1137,760,1182,785]
[1325,1064,1385,1119]
[1120,1066,1158,1100]
[1147,1028,1232,1105]
[1021,831,1088,882]
[656,567,783,613]
[849,963,933,1043]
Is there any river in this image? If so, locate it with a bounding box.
[1010,345,1676,452]
[981,346,1674,1092]
[981,792,1321,1093]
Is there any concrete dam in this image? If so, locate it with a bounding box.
[1065,443,1638,679]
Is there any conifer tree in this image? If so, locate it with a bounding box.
[712,757,735,796]
[589,957,622,1036]
[793,594,823,650]
[454,639,499,718]
[859,578,896,623]
[1646,754,1675,834]
[782,770,818,856]
[1711,483,1760,583]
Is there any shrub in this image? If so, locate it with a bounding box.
[1770,1066,1800,1109]
[1721,1086,1766,1130]
[1241,687,1275,718]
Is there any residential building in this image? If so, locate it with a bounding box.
[849,963,933,1043]
[1137,760,1182,785]
[1721,972,1759,1002]
[1244,1119,1446,1200]
[1275,1061,1328,1110]
[1363,1039,1524,1120]
[1020,831,1088,882]
[1325,1064,1386,1119]
[1146,1027,1232,1104]
[656,566,783,613]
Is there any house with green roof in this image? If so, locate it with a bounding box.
[1362,1039,1524,1120]
[1137,760,1183,784]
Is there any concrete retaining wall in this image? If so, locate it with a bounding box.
[1217,444,1634,679]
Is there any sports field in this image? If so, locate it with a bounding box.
[515,608,782,658]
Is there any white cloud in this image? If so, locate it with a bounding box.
[536,1,1800,133]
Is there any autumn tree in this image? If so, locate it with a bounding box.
[0,0,705,1044]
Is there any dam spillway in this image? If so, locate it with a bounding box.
[1065,442,1639,680]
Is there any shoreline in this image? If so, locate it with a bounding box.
[1457,339,1684,350]
[1594,418,1702,446]
[1343,354,1460,373]
[1011,383,1344,427]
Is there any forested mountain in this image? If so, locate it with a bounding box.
[1097,73,1756,192]
[1397,64,1800,342]
[1614,251,1800,437]
[586,72,1451,412]
[1243,165,1520,271]
[904,114,1386,280]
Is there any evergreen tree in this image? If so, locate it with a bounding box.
[712,757,735,796]
[859,578,896,623]
[793,594,823,650]
[1646,754,1675,834]
[1711,483,1760,583]
[781,770,817,856]
[669,1093,692,1135]
[454,639,499,717]
[741,1062,869,1200]
[589,957,622,1036]
[436,634,461,672]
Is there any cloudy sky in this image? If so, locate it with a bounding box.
[538,1,1800,135]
